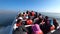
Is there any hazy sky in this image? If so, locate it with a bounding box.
[0,0,60,13]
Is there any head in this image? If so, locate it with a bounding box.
[31,10,34,12]
[26,10,29,14]
[53,18,56,22]
[53,18,57,23]
[39,13,41,16]
[16,19,22,24]
[18,13,21,16]
[40,19,45,24]
[39,15,43,19]
[46,20,50,25]
[23,12,25,14]
[35,12,37,14]
[17,13,21,18]
[45,16,49,19]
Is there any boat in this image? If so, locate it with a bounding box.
[0,10,60,34]
[12,10,60,34]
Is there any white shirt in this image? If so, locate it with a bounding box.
[13,23,18,30]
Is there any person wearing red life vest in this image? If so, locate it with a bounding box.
[13,19,28,34]
[13,19,22,30]
[26,17,33,25]
[31,11,35,16]
[16,19,22,27]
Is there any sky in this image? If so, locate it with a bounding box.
[0,0,60,13]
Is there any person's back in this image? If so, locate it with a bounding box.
[40,22,46,34]
[34,19,40,24]
[39,19,48,34]
[32,24,43,34]
[26,26,32,34]
[53,18,59,29]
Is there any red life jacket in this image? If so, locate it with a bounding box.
[16,23,22,27]
[32,12,35,16]
[27,20,33,25]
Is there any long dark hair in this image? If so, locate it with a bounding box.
[53,18,58,25]
[16,19,21,24]
[53,18,59,29]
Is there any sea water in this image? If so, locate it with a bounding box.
[0,11,18,34]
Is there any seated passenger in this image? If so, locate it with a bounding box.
[22,12,27,20]
[34,12,38,18]
[39,13,41,16]
[34,17,39,24]
[16,13,22,19]
[26,14,29,19]
[34,16,44,24]
[16,19,22,27]
[49,20,55,31]
[15,16,23,22]
[39,13,43,19]
[23,12,27,17]
[40,19,45,25]
[26,10,29,14]
[31,11,35,16]
[13,19,22,30]
[26,11,31,16]
[32,24,43,34]
[45,20,55,33]
[17,13,22,18]
[44,16,49,24]
[13,19,28,34]
[39,19,47,34]
[26,17,33,25]
[53,18,59,29]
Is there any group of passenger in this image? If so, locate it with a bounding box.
[13,11,59,34]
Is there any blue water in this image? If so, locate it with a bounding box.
[0,11,60,34]
[0,11,18,34]
[40,12,60,19]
